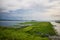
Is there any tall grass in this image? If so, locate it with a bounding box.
[0,22,56,40]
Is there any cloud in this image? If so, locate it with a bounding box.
[1,0,34,12]
[0,0,56,12]
[0,0,60,20]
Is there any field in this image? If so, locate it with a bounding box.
[0,21,56,40]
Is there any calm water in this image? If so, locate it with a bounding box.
[0,21,27,26]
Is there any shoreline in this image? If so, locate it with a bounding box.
[51,22,60,36]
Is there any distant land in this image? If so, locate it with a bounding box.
[0,19,29,21]
[55,20,60,23]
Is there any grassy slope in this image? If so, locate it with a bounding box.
[0,22,56,40]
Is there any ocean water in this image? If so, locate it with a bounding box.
[0,21,26,26]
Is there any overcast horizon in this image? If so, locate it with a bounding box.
[0,0,60,21]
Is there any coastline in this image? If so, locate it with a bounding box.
[51,22,60,36]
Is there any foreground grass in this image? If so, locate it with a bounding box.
[0,21,56,40]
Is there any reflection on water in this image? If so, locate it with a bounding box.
[0,21,26,26]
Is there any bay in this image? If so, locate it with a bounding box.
[0,21,27,26]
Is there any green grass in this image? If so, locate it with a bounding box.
[0,21,56,40]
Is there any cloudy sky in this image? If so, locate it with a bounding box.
[0,0,60,21]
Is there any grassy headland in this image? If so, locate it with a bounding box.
[0,21,56,40]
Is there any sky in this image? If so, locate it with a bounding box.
[0,0,60,21]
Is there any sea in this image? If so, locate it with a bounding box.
[0,21,28,26]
